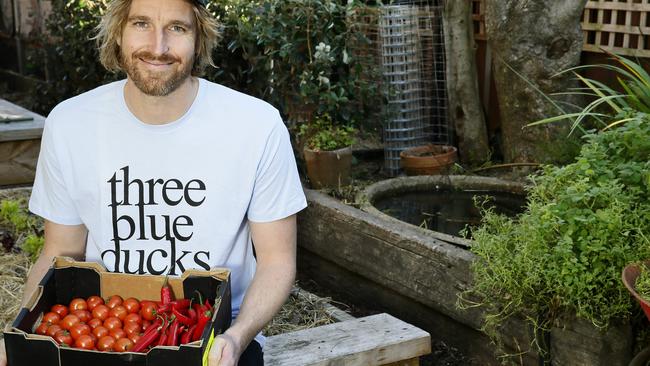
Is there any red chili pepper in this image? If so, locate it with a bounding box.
[156,315,172,346]
[172,299,191,310]
[172,307,196,327]
[161,276,173,305]
[204,298,213,311]
[132,321,163,353]
[188,308,197,323]
[143,318,163,334]
[181,324,196,344]
[191,309,212,341]
[167,320,180,346]
[157,303,171,314]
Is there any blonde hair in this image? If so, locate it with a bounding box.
[95,0,221,76]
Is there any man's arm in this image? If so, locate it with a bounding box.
[209,215,297,366]
[0,220,87,366]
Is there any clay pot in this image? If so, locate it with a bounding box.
[622,261,650,322]
[400,144,458,176]
[303,146,353,189]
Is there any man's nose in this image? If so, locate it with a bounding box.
[150,28,169,56]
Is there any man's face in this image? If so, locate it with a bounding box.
[119,0,197,96]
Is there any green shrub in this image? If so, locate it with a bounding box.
[464,116,650,354]
[0,199,44,261]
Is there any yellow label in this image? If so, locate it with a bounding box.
[202,328,216,366]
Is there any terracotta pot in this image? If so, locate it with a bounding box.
[399,144,458,176]
[303,146,353,189]
[622,260,650,322]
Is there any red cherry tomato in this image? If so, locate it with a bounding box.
[110,328,126,340]
[42,312,61,326]
[46,324,63,337]
[69,323,91,340]
[106,295,123,309]
[54,330,73,346]
[86,296,104,311]
[35,322,49,335]
[50,304,69,318]
[74,334,95,350]
[92,304,110,321]
[103,316,122,331]
[92,325,109,339]
[60,315,80,331]
[88,318,103,329]
[109,305,128,321]
[124,313,142,326]
[69,298,88,312]
[73,309,92,323]
[123,322,141,337]
[112,337,134,352]
[128,332,141,344]
[123,298,141,314]
[139,301,157,321]
[97,335,116,352]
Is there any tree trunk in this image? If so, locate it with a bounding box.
[443,0,490,165]
[485,0,587,163]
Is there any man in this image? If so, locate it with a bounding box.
[0,0,306,365]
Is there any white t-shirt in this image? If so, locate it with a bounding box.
[29,78,307,345]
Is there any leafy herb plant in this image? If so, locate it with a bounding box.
[0,199,44,261]
[298,114,356,151]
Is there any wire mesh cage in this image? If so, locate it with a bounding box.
[379,1,449,176]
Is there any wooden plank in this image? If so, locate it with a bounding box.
[264,313,431,366]
[585,1,650,12]
[291,287,355,323]
[0,99,45,142]
[581,22,650,35]
[582,44,650,57]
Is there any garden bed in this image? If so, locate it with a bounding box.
[297,184,635,365]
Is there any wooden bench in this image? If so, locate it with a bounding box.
[264,313,431,365]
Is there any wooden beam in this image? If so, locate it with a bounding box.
[264,313,431,366]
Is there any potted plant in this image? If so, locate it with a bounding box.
[299,114,356,189]
[399,144,458,176]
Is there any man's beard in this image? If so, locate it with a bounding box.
[121,50,194,97]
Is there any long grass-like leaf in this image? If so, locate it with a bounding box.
[500,58,567,115]
[608,51,650,90]
[570,94,628,134]
[601,117,639,131]
[574,73,624,114]
[527,112,606,127]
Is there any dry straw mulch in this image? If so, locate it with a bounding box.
[0,252,30,334]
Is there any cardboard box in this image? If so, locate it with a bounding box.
[4,257,231,366]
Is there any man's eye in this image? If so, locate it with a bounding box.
[133,21,148,28]
[170,25,186,33]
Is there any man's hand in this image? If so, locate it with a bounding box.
[208,332,243,366]
[0,339,6,366]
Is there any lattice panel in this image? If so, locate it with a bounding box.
[583,0,650,56]
[471,0,650,56]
